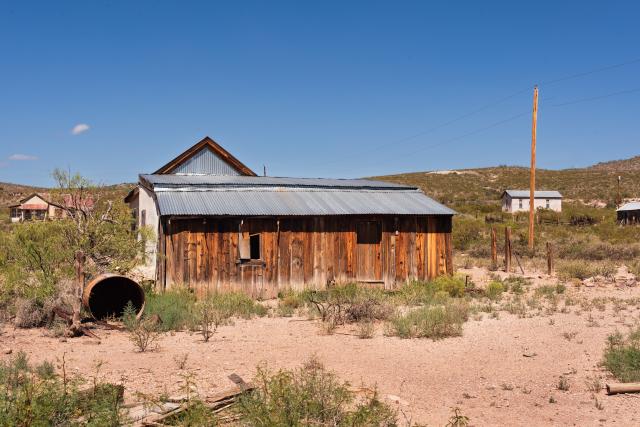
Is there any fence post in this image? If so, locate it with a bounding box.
[504,227,512,273]
[547,242,554,276]
[491,227,497,269]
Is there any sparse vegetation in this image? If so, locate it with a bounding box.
[388,299,469,339]
[486,281,505,301]
[603,328,640,382]
[0,352,123,425]
[143,290,267,333]
[237,357,398,426]
[123,302,162,352]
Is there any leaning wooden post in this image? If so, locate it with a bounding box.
[504,227,512,272]
[490,227,498,269]
[546,242,554,276]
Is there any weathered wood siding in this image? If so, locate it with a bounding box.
[159,215,453,298]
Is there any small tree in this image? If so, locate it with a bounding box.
[0,169,150,334]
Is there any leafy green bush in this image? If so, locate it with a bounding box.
[237,358,397,426]
[0,352,123,425]
[603,329,640,382]
[388,300,469,339]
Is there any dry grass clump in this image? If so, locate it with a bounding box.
[388,299,469,340]
[557,260,616,281]
[13,298,47,328]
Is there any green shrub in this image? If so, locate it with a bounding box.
[237,358,396,426]
[603,329,640,382]
[432,275,466,297]
[0,352,123,425]
[144,290,266,332]
[205,292,267,319]
[144,289,197,331]
[486,281,505,301]
[388,300,469,339]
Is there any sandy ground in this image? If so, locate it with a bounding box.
[2,269,640,426]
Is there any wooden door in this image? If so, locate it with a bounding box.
[356,221,382,282]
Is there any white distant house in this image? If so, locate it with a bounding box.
[501,190,563,213]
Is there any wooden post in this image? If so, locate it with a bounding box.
[491,227,497,269]
[529,86,538,250]
[546,242,554,276]
[69,250,86,336]
[504,227,512,272]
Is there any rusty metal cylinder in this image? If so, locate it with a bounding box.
[83,273,145,320]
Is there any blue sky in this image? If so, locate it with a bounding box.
[1,1,639,186]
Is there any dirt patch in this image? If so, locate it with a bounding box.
[2,272,640,425]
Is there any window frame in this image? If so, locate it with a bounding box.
[356,220,382,245]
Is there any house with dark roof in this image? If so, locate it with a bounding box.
[125,137,455,298]
[501,190,563,213]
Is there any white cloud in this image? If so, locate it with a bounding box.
[71,123,90,135]
[9,154,38,161]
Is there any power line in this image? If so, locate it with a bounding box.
[310,86,532,167]
[549,86,640,107]
[314,55,640,172]
[540,57,640,86]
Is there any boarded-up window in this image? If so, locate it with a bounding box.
[356,221,381,244]
[141,209,146,227]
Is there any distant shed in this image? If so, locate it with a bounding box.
[617,202,640,225]
[501,190,563,213]
[126,136,456,298]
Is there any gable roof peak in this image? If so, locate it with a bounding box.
[153,136,257,176]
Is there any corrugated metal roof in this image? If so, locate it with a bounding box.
[504,190,563,199]
[154,187,455,216]
[171,148,242,175]
[141,174,414,190]
[617,202,640,212]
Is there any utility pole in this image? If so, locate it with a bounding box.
[617,176,622,208]
[528,86,538,251]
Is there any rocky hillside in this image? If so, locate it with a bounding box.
[373,157,640,208]
[588,155,640,172]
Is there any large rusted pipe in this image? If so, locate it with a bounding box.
[83,274,145,320]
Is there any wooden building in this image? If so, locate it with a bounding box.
[617,202,640,225]
[126,137,455,298]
